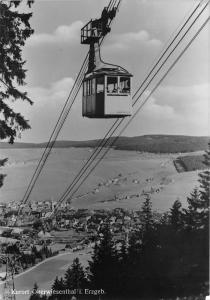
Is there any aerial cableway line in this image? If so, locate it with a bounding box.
[15,0,209,224]
[49,0,209,219]
[17,0,122,214]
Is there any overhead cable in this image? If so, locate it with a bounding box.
[51,1,209,217]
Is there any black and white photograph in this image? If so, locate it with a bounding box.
[0,0,209,299]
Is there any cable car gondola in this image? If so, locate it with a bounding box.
[81,6,133,118]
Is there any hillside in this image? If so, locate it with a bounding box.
[0,147,200,210]
[0,135,209,153]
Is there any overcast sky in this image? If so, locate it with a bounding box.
[12,0,209,142]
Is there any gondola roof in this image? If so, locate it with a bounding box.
[84,62,133,79]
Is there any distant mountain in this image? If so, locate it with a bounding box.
[0,135,209,153]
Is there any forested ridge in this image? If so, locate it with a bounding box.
[0,135,209,153]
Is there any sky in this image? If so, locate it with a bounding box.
[10,0,210,142]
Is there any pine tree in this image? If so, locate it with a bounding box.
[198,143,210,228]
[0,1,34,143]
[125,229,143,296]
[119,238,128,263]
[184,144,210,230]
[117,238,129,294]
[0,158,7,188]
[124,196,157,296]
[170,199,183,231]
[88,223,119,294]
[29,283,41,300]
[64,257,87,290]
[52,276,64,291]
[140,194,156,249]
[0,173,6,188]
[141,194,154,233]
[140,195,159,296]
[159,211,170,225]
[31,245,39,257]
[127,229,142,263]
[50,276,65,300]
[184,188,202,230]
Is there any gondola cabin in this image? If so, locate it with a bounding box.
[81,5,133,118]
[82,69,132,118]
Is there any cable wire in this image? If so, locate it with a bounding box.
[16,0,121,217]
[52,0,208,213]
[132,0,205,99]
[52,15,209,217]
[20,0,121,206]
[51,1,209,217]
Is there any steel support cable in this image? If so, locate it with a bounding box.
[51,1,209,214]
[110,0,118,11]
[19,0,203,220]
[18,73,86,209]
[132,0,209,106]
[0,0,201,103]
[19,57,88,207]
[20,3,117,208]
[16,0,121,214]
[108,0,114,10]
[0,0,118,89]
[45,1,124,212]
[52,27,207,218]
[52,15,209,216]
[16,73,85,210]
[51,119,122,216]
[18,53,89,207]
[107,0,112,10]
[20,0,120,206]
[53,20,209,216]
[132,0,205,100]
[49,9,136,213]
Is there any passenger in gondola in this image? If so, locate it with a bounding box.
[112,84,118,93]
